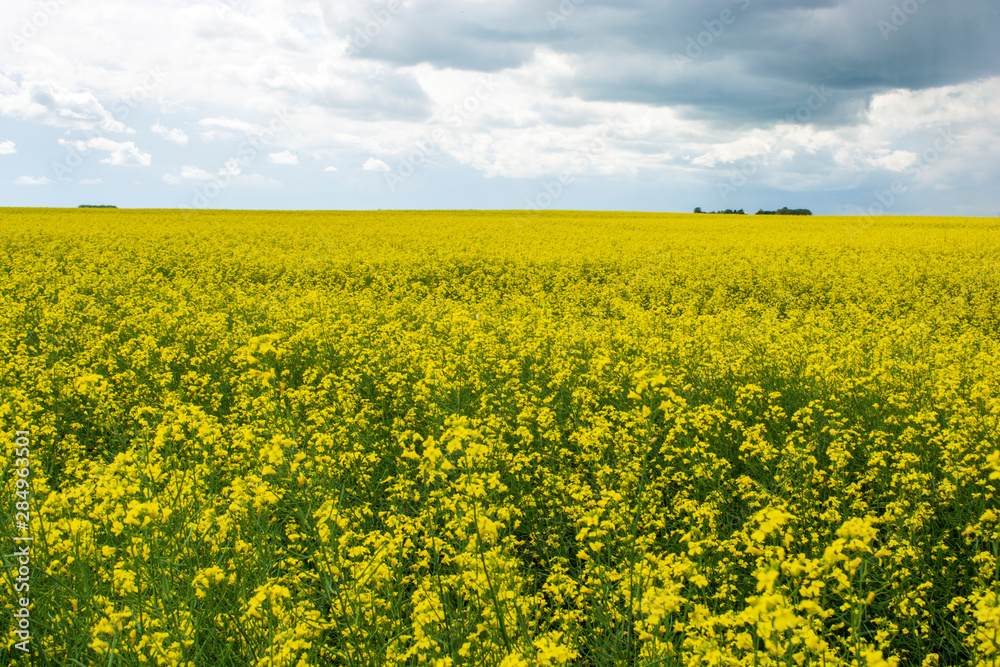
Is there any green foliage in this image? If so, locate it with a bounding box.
[0,208,997,666]
[756,207,812,215]
[694,208,745,214]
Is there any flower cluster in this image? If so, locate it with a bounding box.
[1,209,998,665]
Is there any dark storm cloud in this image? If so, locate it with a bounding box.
[348,0,1000,126]
[340,0,544,71]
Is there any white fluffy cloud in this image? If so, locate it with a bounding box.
[0,140,15,154]
[363,157,391,171]
[868,150,919,173]
[268,150,298,165]
[163,165,214,184]
[59,137,152,166]
[14,176,50,185]
[151,122,189,146]
[0,74,127,132]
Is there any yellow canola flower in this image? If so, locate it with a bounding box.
[863,648,900,667]
[7,209,1000,667]
[533,631,580,666]
[986,450,1000,480]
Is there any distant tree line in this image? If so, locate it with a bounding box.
[693,207,745,214]
[755,207,812,216]
[693,206,812,216]
[78,205,118,208]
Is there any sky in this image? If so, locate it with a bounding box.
[1,0,998,215]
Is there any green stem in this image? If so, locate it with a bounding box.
[472,500,512,654]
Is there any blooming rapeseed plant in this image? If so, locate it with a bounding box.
[1,208,998,665]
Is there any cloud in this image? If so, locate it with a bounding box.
[59,137,152,166]
[264,62,433,121]
[79,179,103,185]
[0,140,15,155]
[0,0,996,213]
[0,74,127,132]
[350,0,1000,127]
[868,150,918,173]
[151,122,189,146]
[14,176,50,185]
[163,165,215,184]
[162,161,278,190]
[198,117,267,142]
[363,157,391,171]
[324,166,339,172]
[268,150,298,165]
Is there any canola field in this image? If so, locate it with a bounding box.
[1,208,999,667]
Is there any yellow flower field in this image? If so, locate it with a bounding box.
[1,208,999,666]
